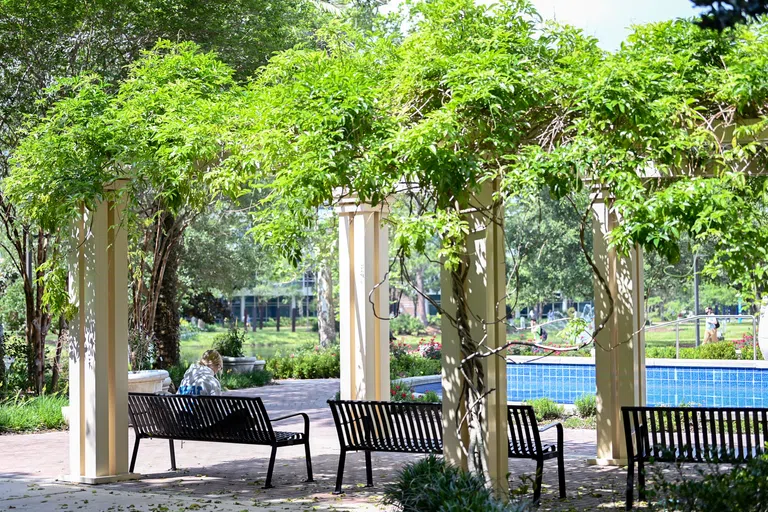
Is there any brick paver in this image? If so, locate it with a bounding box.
[0,379,636,511]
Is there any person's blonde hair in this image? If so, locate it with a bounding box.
[200,349,223,372]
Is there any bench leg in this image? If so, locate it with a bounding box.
[625,461,635,510]
[557,450,566,498]
[637,459,646,501]
[129,437,141,473]
[533,458,544,506]
[304,440,314,482]
[169,439,177,471]
[264,445,278,489]
[365,451,373,487]
[333,450,347,495]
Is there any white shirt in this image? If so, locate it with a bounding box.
[705,313,717,331]
[177,364,222,396]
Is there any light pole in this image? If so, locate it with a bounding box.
[694,254,701,347]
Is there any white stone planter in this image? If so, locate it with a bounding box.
[127,369,170,393]
[759,298,768,361]
[221,356,264,374]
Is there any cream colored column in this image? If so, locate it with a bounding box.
[591,191,646,465]
[441,182,508,494]
[67,185,132,484]
[337,198,390,401]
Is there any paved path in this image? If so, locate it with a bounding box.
[0,379,634,511]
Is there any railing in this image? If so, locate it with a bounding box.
[644,314,758,360]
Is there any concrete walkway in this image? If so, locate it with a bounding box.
[0,379,633,511]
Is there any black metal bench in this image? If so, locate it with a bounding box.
[623,406,768,509]
[128,392,313,488]
[328,400,565,503]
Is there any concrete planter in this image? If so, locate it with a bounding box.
[127,369,170,393]
[221,356,265,374]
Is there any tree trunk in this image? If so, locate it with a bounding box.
[23,230,51,395]
[49,315,66,393]
[415,268,428,325]
[153,214,181,369]
[317,261,335,347]
[252,297,257,332]
[276,297,281,331]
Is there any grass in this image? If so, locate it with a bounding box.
[0,395,68,433]
[644,321,754,348]
[180,328,317,362]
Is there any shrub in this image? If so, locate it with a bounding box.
[128,328,155,371]
[417,337,441,360]
[697,341,736,360]
[390,353,441,378]
[391,381,416,402]
[427,313,441,327]
[646,347,677,359]
[574,394,597,418]
[212,323,247,357]
[219,369,272,390]
[3,333,31,393]
[525,398,564,421]
[382,455,529,512]
[0,394,68,432]
[390,338,410,359]
[648,454,768,511]
[390,314,424,336]
[421,390,441,403]
[266,346,340,379]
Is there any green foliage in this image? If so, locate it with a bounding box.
[0,279,26,335]
[646,341,746,360]
[219,369,272,390]
[2,334,31,394]
[647,454,768,511]
[391,314,426,336]
[266,346,340,379]
[212,323,248,358]
[506,191,594,309]
[525,398,565,422]
[574,394,597,418]
[390,353,441,379]
[697,341,737,360]
[0,395,68,433]
[382,455,529,512]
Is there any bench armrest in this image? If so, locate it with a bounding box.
[271,412,311,437]
[538,422,563,433]
[538,421,564,451]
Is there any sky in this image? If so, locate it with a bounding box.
[383,0,702,51]
[530,0,700,50]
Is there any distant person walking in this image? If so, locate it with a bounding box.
[704,306,719,344]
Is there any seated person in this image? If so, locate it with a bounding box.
[177,350,223,396]
[176,350,252,433]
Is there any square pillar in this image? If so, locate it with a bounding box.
[441,182,508,494]
[67,189,131,483]
[337,199,390,401]
[591,192,646,465]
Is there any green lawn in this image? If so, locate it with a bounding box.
[180,328,318,362]
[644,321,754,349]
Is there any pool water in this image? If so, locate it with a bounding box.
[412,361,768,407]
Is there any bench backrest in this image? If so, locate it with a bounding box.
[623,406,768,462]
[507,405,544,456]
[328,400,442,451]
[128,392,275,442]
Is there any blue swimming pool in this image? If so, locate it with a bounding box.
[411,357,768,407]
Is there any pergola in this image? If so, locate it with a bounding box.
[64,180,643,490]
